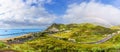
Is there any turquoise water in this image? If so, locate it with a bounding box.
[0,29,44,39]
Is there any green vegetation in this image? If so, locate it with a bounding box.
[0,23,120,52]
[0,41,7,49]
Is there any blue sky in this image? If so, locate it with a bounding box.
[44,0,91,15]
[45,0,120,25]
[44,0,120,15]
[0,0,120,29]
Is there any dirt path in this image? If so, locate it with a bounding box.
[0,50,18,52]
[52,31,120,44]
[80,31,120,44]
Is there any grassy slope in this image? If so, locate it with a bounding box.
[52,23,117,42]
[10,34,120,52]
[1,23,120,52]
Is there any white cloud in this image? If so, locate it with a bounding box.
[62,1,120,27]
[0,0,56,29]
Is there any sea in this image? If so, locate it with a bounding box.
[0,28,45,39]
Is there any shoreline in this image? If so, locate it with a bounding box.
[0,33,31,42]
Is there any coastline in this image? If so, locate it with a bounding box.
[0,33,31,42]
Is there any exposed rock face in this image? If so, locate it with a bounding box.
[48,27,59,33]
[68,38,76,42]
[64,30,70,33]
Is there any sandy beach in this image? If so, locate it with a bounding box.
[0,33,32,42]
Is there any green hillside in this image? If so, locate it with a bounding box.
[0,23,120,52]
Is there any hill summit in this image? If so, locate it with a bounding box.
[0,23,120,52]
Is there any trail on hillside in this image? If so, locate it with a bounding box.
[80,31,120,44]
[51,31,120,44]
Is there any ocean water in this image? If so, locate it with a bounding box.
[0,29,44,39]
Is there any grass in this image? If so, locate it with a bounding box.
[0,23,120,52]
[0,34,120,52]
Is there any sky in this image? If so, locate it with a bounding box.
[0,0,120,29]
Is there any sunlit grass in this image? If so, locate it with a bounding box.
[0,23,120,52]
